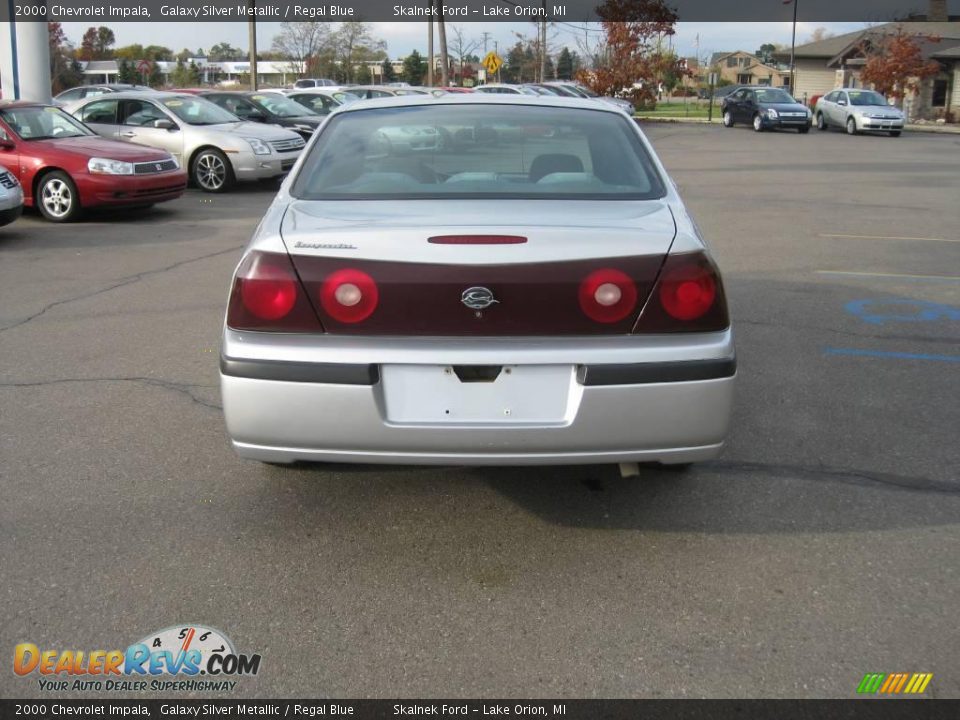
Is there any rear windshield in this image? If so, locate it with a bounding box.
[291,104,665,200]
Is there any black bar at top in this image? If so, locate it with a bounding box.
[2,0,958,23]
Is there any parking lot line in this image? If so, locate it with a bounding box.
[817,271,960,282]
[824,347,960,363]
[820,233,959,243]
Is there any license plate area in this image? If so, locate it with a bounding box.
[380,364,578,425]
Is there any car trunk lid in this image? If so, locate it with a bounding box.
[280,199,676,335]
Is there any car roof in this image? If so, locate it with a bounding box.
[74,90,196,101]
[334,93,617,114]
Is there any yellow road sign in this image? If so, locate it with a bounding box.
[482,51,503,76]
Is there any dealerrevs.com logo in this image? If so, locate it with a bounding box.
[14,625,262,692]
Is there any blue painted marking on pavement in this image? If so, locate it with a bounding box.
[845,299,960,326]
[824,348,960,363]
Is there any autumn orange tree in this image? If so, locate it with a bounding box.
[859,29,942,106]
[576,0,679,109]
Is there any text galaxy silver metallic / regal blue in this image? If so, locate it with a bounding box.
[219,95,735,466]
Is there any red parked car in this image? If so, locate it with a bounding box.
[0,100,187,222]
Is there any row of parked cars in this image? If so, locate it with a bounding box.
[0,80,637,224]
[719,85,905,136]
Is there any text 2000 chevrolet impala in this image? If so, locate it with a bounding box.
[220,95,735,467]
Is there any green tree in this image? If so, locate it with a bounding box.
[117,58,138,84]
[79,26,116,60]
[755,43,779,64]
[147,61,164,88]
[381,58,397,83]
[143,45,173,61]
[402,50,426,85]
[176,48,193,63]
[114,44,145,61]
[208,42,242,61]
[170,58,189,87]
[556,47,574,79]
[188,61,202,86]
[355,63,373,84]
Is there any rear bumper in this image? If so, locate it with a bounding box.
[220,329,736,466]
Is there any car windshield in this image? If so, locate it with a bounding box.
[848,91,888,106]
[250,94,319,118]
[755,89,797,104]
[161,96,239,125]
[0,106,94,140]
[333,92,361,104]
[292,104,665,201]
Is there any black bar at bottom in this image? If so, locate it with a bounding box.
[220,356,379,385]
[579,357,737,386]
[0,699,955,720]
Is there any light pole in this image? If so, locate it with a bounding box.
[248,1,258,91]
[788,0,799,94]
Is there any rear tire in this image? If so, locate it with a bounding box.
[36,171,82,223]
[846,116,859,135]
[889,130,902,137]
[191,148,235,193]
[816,112,828,131]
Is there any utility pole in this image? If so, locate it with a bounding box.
[494,40,500,83]
[427,10,434,86]
[247,1,258,91]
[788,0,799,94]
[481,32,491,55]
[540,1,547,82]
[437,0,449,86]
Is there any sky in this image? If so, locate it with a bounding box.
[59,21,866,61]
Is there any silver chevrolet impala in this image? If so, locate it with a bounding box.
[220,95,735,468]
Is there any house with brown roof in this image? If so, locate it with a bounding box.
[707,50,791,88]
[787,19,960,120]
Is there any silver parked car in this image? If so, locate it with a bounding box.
[0,163,24,226]
[65,92,306,192]
[815,88,905,136]
[219,95,735,468]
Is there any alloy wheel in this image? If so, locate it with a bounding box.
[41,178,73,219]
[196,152,227,191]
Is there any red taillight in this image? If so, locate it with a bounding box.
[578,268,638,323]
[633,252,729,333]
[320,268,379,324]
[659,264,717,321]
[226,251,323,332]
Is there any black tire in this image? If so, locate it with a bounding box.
[36,170,82,223]
[722,109,734,127]
[816,113,828,131]
[752,114,764,132]
[798,126,810,134]
[889,130,902,137]
[846,116,859,135]
[191,148,235,193]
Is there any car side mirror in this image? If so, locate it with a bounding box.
[153,118,177,130]
[837,100,847,106]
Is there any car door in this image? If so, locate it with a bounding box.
[740,90,759,122]
[118,98,184,164]
[834,92,850,124]
[75,97,120,140]
[727,89,746,121]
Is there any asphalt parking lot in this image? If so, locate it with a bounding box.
[2,124,958,699]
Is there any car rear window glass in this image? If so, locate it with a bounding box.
[292,104,666,200]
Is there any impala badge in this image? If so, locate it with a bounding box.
[461,286,499,310]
